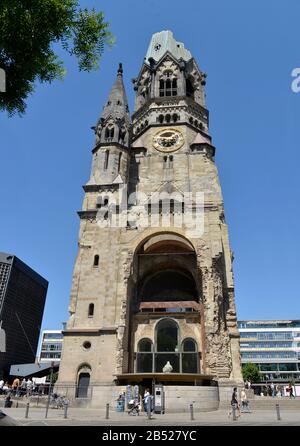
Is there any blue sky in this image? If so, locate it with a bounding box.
[1,0,300,331]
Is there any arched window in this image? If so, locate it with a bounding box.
[155,319,179,372]
[88,303,94,317]
[136,338,153,373]
[156,319,178,352]
[159,77,177,97]
[186,78,194,98]
[104,150,109,170]
[138,338,153,352]
[93,255,99,267]
[172,114,178,123]
[134,320,199,374]
[165,114,171,123]
[158,114,164,124]
[182,339,198,373]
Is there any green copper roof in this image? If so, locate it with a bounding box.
[145,30,192,63]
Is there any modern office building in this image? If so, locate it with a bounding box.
[38,329,64,363]
[0,252,48,378]
[238,320,300,382]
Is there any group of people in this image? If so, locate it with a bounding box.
[228,387,250,418]
[0,377,45,397]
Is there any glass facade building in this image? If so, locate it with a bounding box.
[238,320,300,381]
[39,330,64,362]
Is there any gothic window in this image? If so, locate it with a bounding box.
[105,127,114,141]
[118,152,122,173]
[93,255,99,267]
[186,78,194,98]
[159,76,177,97]
[165,114,171,123]
[169,155,173,168]
[88,303,94,317]
[158,114,164,124]
[104,150,109,170]
[119,128,126,143]
[172,114,178,123]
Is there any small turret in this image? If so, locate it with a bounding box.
[88,64,131,186]
[94,63,130,147]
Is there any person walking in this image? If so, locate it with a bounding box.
[270,382,275,398]
[26,378,33,397]
[240,388,249,412]
[228,387,241,419]
[143,388,151,413]
[287,383,295,399]
[12,377,20,396]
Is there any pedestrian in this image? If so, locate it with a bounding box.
[0,378,4,395]
[12,376,20,396]
[3,382,10,394]
[240,388,249,412]
[228,387,241,419]
[270,382,275,398]
[26,378,33,397]
[287,383,295,399]
[143,388,151,413]
[20,378,27,396]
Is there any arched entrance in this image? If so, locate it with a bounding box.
[76,364,91,398]
[127,232,204,378]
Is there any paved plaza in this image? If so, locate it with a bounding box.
[1,406,300,426]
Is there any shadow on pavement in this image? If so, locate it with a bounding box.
[0,409,21,426]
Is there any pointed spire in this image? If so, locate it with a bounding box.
[95,63,130,147]
[100,63,130,124]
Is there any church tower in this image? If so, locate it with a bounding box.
[58,31,242,408]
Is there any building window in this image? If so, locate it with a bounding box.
[135,318,199,374]
[105,127,114,140]
[159,78,177,97]
[88,303,94,317]
[104,150,109,170]
[93,255,99,267]
[186,78,194,98]
[118,153,122,173]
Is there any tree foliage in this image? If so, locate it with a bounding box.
[242,363,261,383]
[0,0,114,115]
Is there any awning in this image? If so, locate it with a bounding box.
[9,362,59,378]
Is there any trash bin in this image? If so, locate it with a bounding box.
[116,400,125,412]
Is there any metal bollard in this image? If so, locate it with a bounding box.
[190,403,195,421]
[45,398,50,419]
[276,403,281,421]
[105,403,109,419]
[232,404,237,421]
[25,402,30,419]
[64,403,68,419]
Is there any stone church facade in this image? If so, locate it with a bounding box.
[57,31,243,409]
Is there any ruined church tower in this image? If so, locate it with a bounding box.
[57,31,242,408]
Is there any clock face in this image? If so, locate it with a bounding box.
[153,128,184,152]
